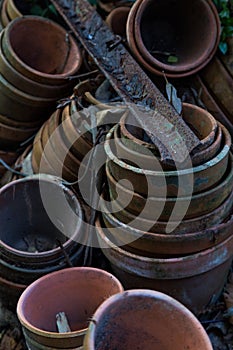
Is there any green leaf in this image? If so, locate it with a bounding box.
[167,55,178,63]
[219,41,228,54]
[30,4,44,15]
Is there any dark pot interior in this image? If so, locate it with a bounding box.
[0,179,79,253]
[140,0,216,66]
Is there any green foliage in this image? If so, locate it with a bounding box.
[213,0,233,54]
[25,0,58,18]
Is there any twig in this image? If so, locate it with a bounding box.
[57,239,73,267]
[56,312,71,333]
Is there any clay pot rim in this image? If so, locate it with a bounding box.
[126,0,220,77]
[0,274,27,289]
[106,155,233,202]
[6,0,22,19]
[105,123,231,177]
[134,0,220,73]
[17,267,124,337]
[0,0,11,27]
[0,118,39,132]
[0,112,44,129]
[96,217,233,278]
[117,120,222,168]
[0,174,83,258]
[2,16,82,82]
[85,289,213,350]
[41,115,79,181]
[0,71,56,106]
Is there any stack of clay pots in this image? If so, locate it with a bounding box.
[0,15,82,176]
[126,0,220,77]
[31,103,92,183]
[96,103,233,314]
[30,75,123,186]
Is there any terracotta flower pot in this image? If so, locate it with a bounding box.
[127,0,220,77]
[96,220,233,314]
[0,174,84,310]
[84,290,213,350]
[17,267,123,349]
[106,7,130,38]
[105,123,231,197]
[2,16,82,85]
[0,30,75,99]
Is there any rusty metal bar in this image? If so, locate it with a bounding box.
[51,0,201,164]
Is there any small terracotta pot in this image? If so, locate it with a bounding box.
[0,30,75,98]
[96,220,233,314]
[127,0,220,77]
[106,7,130,37]
[105,123,231,197]
[2,16,82,85]
[17,267,123,349]
[84,290,213,350]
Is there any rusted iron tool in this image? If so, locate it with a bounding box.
[51,0,201,164]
